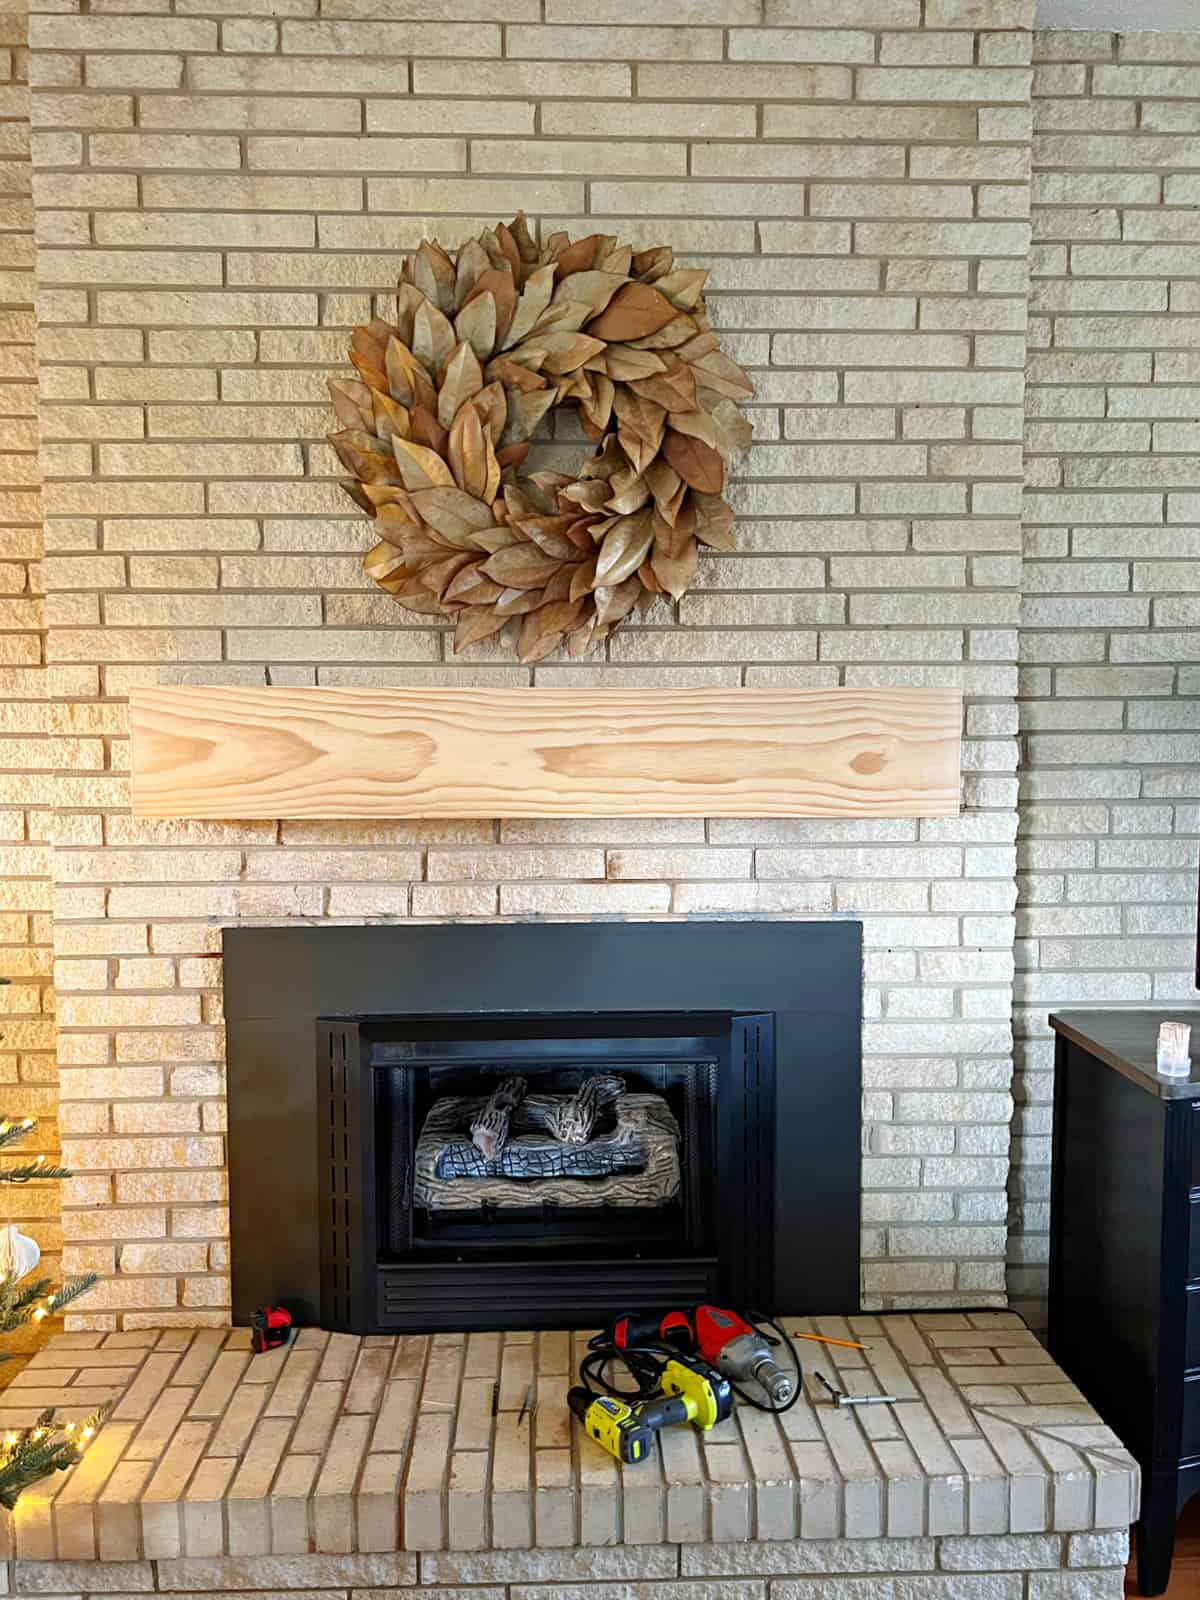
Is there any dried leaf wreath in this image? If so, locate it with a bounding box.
[327,213,755,665]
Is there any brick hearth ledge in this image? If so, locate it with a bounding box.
[0,1313,1136,1597]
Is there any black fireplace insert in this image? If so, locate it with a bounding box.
[224,921,862,1332]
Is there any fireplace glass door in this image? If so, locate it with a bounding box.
[380,1022,720,1263]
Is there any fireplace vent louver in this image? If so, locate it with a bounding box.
[318,1021,364,1331]
[733,1012,775,1312]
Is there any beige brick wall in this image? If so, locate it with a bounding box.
[1011,28,1200,1325]
[21,0,1038,1326]
[3,1537,1134,1595]
[0,0,62,1298]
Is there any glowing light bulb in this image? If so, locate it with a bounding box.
[34,1154,45,1168]
[0,1123,10,1136]
[80,1427,93,1441]
[31,1307,45,1321]
[21,1118,34,1129]
[4,1434,17,1448]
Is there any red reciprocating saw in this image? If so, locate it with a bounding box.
[604,1304,795,1405]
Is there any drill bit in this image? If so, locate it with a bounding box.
[813,1370,909,1409]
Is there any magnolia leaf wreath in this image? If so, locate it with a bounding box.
[327,214,755,665]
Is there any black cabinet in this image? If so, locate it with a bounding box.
[1048,1010,1200,1596]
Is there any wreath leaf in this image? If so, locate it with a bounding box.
[331,429,399,485]
[392,436,455,492]
[437,342,484,431]
[413,299,456,376]
[482,543,564,589]
[447,404,488,499]
[409,484,494,545]
[328,378,375,432]
[661,429,724,495]
[588,282,677,342]
[456,291,498,363]
[595,509,655,589]
[464,267,515,349]
[505,264,556,349]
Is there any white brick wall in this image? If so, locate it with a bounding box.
[22,0,1037,1326]
[0,0,1150,1335]
[0,0,1183,1334]
[1012,27,1200,1326]
[0,0,62,1303]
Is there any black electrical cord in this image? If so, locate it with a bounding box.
[578,1342,674,1403]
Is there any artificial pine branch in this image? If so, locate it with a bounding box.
[0,1270,100,1335]
[0,1117,69,1183]
[0,1405,112,1510]
[0,1116,107,1504]
[0,1163,72,1185]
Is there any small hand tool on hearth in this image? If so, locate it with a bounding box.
[250,1304,293,1355]
[813,1370,912,1409]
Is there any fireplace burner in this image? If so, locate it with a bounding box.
[224,921,862,1332]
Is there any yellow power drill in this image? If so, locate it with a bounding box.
[568,1352,733,1464]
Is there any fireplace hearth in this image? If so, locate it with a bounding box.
[224,921,862,1331]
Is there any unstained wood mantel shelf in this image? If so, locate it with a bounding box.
[128,685,962,821]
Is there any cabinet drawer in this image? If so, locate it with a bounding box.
[1191,1198,1200,1282]
[1189,1286,1200,1369]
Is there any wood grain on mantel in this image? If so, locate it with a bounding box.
[128,685,963,820]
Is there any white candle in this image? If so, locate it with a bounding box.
[1157,1021,1192,1079]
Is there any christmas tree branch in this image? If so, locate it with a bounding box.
[0,1164,72,1185]
[0,1115,109,1508]
[43,1275,100,1318]
[0,1118,69,1182]
[0,1405,112,1511]
[0,1119,36,1153]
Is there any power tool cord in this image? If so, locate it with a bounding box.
[578,1342,672,1404]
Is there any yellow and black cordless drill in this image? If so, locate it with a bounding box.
[568,1352,732,1465]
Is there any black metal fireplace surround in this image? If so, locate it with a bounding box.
[224,921,861,1333]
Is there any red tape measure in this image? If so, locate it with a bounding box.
[251,1304,293,1354]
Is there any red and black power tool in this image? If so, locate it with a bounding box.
[251,1304,293,1355]
[602,1304,797,1407]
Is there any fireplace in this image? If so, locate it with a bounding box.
[224,921,862,1331]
